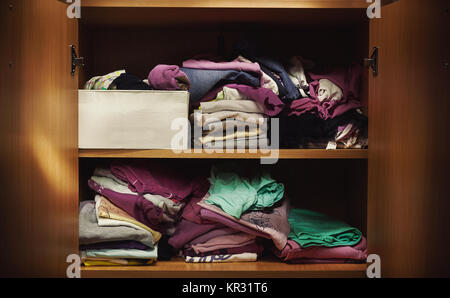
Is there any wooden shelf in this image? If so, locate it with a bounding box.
[80,0,368,9]
[81,257,367,278]
[78,149,368,159]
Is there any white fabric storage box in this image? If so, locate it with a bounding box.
[79,90,189,149]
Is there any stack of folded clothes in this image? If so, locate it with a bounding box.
[280,62,368,149]
[79,200,160,266]
[191,89,270,150]
[80,161,209,266]
[272,208,367,264]
[147,56,285,150]
[168,163,290,263]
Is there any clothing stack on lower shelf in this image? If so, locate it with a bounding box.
[79,200,160,266]
[80,162,367,266]
[169,163,290,263]
[273,209,367,264]
[79,161,208,266]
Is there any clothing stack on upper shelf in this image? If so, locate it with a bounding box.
[147,57,285,149]
[80,162,366,265]
[280,63,368,149]
[83,39,368,150]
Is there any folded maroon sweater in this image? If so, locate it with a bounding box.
[88,179,163,231]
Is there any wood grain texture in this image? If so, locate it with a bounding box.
[368,0,450,277]
[0,0,79,277]
[80,257,367,278]
[80,7,367,27]
[78,149,368,159]
[80,0,368,9]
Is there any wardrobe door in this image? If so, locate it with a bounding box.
[0,0,79,277]
[368,0,450,277]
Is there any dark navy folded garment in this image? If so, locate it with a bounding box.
[180,67,260,103]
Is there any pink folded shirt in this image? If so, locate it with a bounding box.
[197,196,290,250]
[192,232,256,254]
[275,237,367,262]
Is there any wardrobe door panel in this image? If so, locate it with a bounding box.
[368,0,450,277]
[0,0,78,277]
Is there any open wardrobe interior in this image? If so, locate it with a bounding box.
[0,0,449,278]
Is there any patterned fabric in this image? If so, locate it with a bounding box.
[84,70,125,90]
[184,252,257,263]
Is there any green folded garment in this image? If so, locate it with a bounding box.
[206,165,284,218]
[288,209,362,248]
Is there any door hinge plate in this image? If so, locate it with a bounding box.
[364,46,378,76]
[71,45,84,76]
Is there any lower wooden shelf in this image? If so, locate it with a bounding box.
[80,257,367,278]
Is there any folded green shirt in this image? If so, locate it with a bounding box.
[205,166,284,218]
[288,209,362,248]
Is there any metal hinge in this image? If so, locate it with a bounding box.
[364,46,378,76]
[70,45,84,76]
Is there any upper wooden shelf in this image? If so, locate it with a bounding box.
[81,257,367,278]
[80,0,368,9]
[78,149,368,159]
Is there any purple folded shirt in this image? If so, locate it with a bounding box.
[110,161,201,202]
[289,88,361,120]
[88,179,163,231]
[186,227,239,247]
[309,63,362,102]
[289,63,362,120]
[200,208,270,239]
[198,84,285,117]
[79,240,150,251]
[181,187,215,225]
[148,64,189,90]
[198,197,290,250]
[274,237,367,262]
[168,219,223,250]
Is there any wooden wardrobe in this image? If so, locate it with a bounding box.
[0,0,449,278]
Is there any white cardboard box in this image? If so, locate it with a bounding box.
[79,90,189,149]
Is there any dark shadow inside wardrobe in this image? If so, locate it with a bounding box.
[78,7,370,114]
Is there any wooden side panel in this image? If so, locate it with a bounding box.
[0,0,78,277]
[368,0,450,277]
